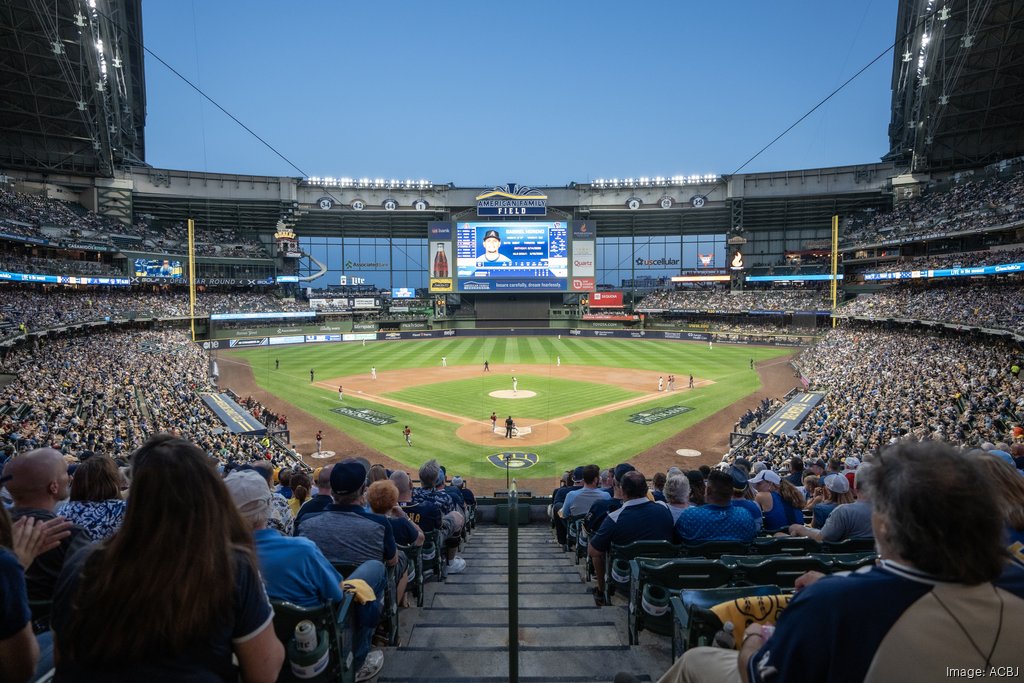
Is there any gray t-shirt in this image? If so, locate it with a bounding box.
[820,501,874,542]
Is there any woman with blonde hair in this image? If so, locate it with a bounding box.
[50,434,283,682]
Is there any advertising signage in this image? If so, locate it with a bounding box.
[589,292,624,308]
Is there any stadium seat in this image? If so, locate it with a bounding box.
[750,536,821,556]
[270,595,355,683]
[821,537,876,554]
[810,551,878,572]
[398,543,424,607]
[723,554,832,588]
[421,529,445,582]
[669,584,782,660]
[605,540,681,604]
[683,540,752,559]
[330,562,399,646]
[627,557,736,644]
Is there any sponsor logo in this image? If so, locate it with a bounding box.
[411,331,434,338]
[353,323,379,331]
[385,332,402,340]
[443,329,456,337]
[429,278,453,292]
[571,277,595,291]
[664,332,681,339]
[635,257,680,267]
[344,260,388,269]
[569,329,582,336]
[330,407,397,426]
[629,331,645,338]
[627,405,694,425]
[428,222,452,239]
[486,452,539,470]
[229,338,269,347]
[572,221,593,238]
[594,330,614,336]
[461,280,492,291]
[476,183,548,216]
[731,251,745,270]
[573,259,594,268]
[698,253,715,267]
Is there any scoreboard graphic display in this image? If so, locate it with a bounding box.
[429,220,595,293]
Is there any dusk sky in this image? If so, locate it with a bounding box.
[142,1,898,186]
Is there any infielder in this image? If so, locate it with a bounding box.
[371,366,377,380]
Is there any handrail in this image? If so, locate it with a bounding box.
[507,478,519,683]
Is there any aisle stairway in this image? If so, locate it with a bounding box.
[377,524,672,682]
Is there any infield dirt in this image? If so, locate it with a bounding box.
[219,352,797,495]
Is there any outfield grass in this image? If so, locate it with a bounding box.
[227,337,792,478]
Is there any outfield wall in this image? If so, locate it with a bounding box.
[198,327,814,351]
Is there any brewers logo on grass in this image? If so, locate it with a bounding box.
[487,452,539,470]
[627,405,693,425]
[330,407,397,426]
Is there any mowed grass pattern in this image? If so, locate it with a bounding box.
[227,337,792,478]
[384,375,640,420]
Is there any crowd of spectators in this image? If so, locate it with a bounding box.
[0,254,122,277]
[0,190,270,259]
[840,283,1024,330]
[846,245,1024,275]
[0,288,307,332]
[636,289,829,312]
[842,169,1024,247]
[729,325,1023,467]
[0,329,297,467]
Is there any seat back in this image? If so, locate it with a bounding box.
[330,561,400,646]
[271,597,355,683]
[683,540,752,559]
[821,537,876,554]
[725,554,831,588]
[398,543,425,607]
[750,536,821,556]
[421,529,445,580]
[810,551,878,572]
[627,558,735,643]
[606,540,680,603]
[671,584,782,659]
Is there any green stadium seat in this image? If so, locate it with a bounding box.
[271,595,355,683]
[821,537,876,554]
[810,551,878,572]
[330,562,399,646]
[683,540,752,559]
[605,540,682,604]
[750,536,821,556]
[670,584,782,660]
[398,543,425,608]
[627,557,736,644]
[723,554,831,588]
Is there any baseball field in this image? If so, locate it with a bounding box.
[218,336,796,485]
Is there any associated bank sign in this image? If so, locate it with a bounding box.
[476,183,547,216]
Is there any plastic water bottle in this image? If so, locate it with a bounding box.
[713,621,736,649]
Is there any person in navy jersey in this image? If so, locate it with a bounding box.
[391,471,442,534]
[631,441,1024,683]
[726,466,763,531]
[588,470,673,605]
[367,480,423,609]
[675,469,760,544]
[293,464,333,535]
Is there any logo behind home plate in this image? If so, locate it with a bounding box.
[487,452,539,470]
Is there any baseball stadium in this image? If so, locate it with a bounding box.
[1,1,1023,682]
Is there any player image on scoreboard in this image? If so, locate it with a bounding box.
[455,222,568,280]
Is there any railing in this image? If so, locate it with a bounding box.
[507,479,519,683]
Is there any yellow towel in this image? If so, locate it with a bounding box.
[342,579,377,605]
[710,594,791,649]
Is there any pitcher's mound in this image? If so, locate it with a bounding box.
[675,448,702,458]
[489,390,536,399]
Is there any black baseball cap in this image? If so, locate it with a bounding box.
[483,230,500,241]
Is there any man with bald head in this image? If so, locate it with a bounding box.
[3,448,90,627]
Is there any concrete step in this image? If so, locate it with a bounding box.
[413,607,621,627]
[431,583,585,595]
[445,573,580,585]
[376,647,657,681]
[431,593,598,609]
[406,624,624,648]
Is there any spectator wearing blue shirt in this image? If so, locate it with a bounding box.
[676,469,760,544]
[588,471,674,605]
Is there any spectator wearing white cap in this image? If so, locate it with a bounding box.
[223,469,345,608]
[842,456,861,490]
[749,469,805,531]
[785,465,875,543]
[811,473,855,529]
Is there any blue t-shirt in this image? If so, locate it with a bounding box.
[253,528,343,608]
[388,516,421,547]
[675,503,759,543]
[812,502,837,529]
[589,498,675,553]
[732,498,764,530]
[0,547,30,640]
[762,491,803,530]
